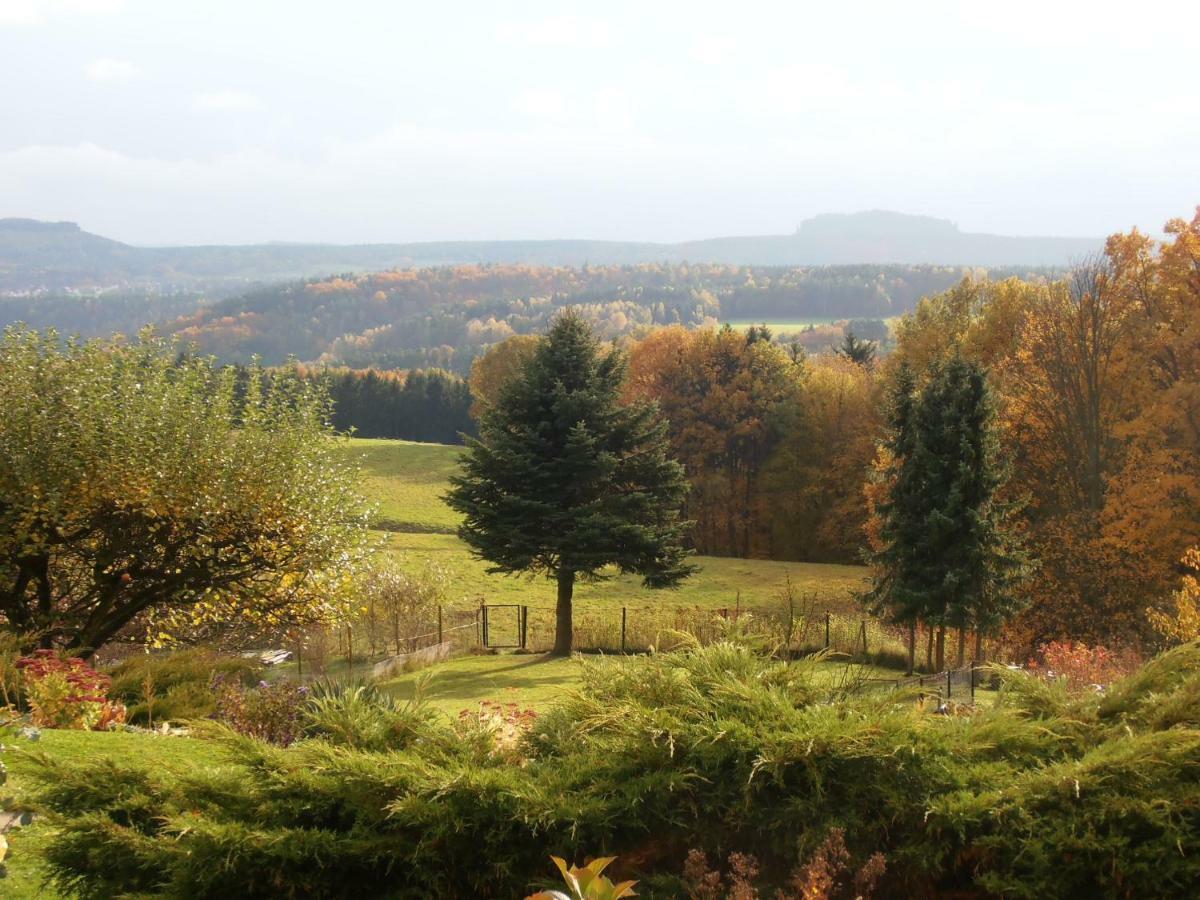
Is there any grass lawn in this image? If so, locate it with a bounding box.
[332,436,878,661]
[335,437,871,615]
[383,531,869,615]
[1,729,227,899]
[348,437,462,533]
[376,651,921,719]
[379,652,583,714]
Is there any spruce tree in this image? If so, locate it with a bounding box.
[835,330,877,368]
[446,312,694,655]
[868,357,1026,671]
[866,362,926,671]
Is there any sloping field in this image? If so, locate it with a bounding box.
[338,438,871,615]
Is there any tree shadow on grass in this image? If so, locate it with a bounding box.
[386,653,576,710]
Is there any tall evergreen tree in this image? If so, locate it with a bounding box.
[835,329,877,368]
[866,362,924,671]
[446,312,694,655]
[868,357,1026,671]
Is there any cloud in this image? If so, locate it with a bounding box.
[85,57,139,82]
[192,90,261,112]
[513,89,567,119]
[0,0,125,26]
[496,16,610,47]
[690,35,738,65]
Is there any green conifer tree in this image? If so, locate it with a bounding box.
[868,357,1026,671]
[446,312,694,655]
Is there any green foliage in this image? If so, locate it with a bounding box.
[107,650,264,725]
[868,357,1027,643]
[0,328,372,655]
[313,366,476,444]
[834,329,877,368]
[25,642,1200,898]
[448,312,694,654]
[303,678,440,752]
[528,856,638,900]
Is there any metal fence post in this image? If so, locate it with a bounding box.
[437,605,443,645]
[970,663,976,703]
[520,605,528,649]
[946,668,952,701]
[825,613,831,650]
[621,607,627,653]
[860,620,868,657]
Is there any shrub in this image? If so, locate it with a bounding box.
[16,650,125,730]
[303,678,439,752]
[108,649,264,725]
[1030,640,1138,690]
[213,678,309,746]
[26,641,1200,899]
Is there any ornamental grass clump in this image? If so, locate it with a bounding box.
[302,678,441,752]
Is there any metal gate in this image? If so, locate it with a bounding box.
[482,604,528,649]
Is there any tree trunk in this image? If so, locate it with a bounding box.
[907,620,916,675]
[974,630,984,663]
[925,623,934,672]
[956,626,965,668]
[552,567,575,656]
[935,625,945,672]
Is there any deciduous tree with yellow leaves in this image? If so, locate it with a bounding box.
[0,328,372,656]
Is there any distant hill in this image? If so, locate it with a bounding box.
[0,211,1101,293]
[678,211,1102,266]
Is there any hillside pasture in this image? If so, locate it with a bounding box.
[336,437,871,616]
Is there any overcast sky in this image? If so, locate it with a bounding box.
[1,0,1197,245]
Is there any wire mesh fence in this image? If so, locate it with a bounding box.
[320,599,993,689]
[860,664,987,703]
[481,602,921,665]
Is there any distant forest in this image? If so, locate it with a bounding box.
[155,262,1052,372]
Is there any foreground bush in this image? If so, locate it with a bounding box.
[27,642,1200,898]
[16,651,125,730]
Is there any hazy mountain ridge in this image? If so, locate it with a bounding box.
[0,210,1101,293]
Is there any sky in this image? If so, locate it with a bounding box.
[1,0,1198,246]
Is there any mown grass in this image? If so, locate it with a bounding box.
[724,318,845,333]
[1,729,226,899]
[336,437,872,615]
[379,652,583,714]
[349,437,462,533]
[375,651,917,719]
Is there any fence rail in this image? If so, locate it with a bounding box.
[861,664,985,703]
[307,599,993,686]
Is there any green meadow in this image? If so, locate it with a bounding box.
[345,437,871,615]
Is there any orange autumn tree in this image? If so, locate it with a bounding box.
[888,210,1200,651]
[625,325,803,558]
[764,354,884,562]
[1101,211,1200,640]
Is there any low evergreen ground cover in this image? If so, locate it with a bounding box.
[14,641,1199,898]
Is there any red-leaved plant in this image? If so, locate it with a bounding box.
[16,650,126,730]
[1029,641,1138,690]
